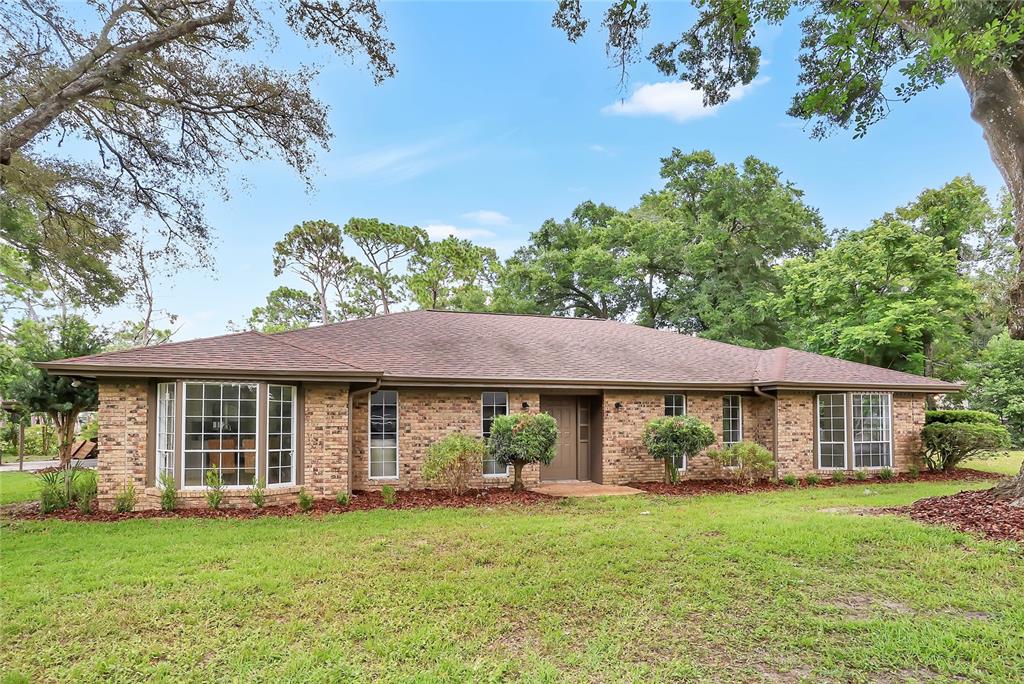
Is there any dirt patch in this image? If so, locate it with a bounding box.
[830,594,915,620]
[629,468,996,498]
[889,489,1024,541]
[817,506,877,515]
[1,488,551,523]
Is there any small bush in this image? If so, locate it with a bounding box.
[74,471,98,513]
[781,473,799,487]
[925,409,1001,426]
[707,441,775,484]
[854,470,868,481]
[158,472,178,511]
[805,473,821,486]
[878,467,895,481]
[381,485,397,505]
[908,465,921,479]
[831,471,846,484]
[487,412,559,491]
[114,483,137,513]
[642,416,716,484]
[423,432,485,495]
[249,477,266,509]
[922,420,1011,471]
[335,491,350,506]
[39,481,67,513]
[205,468,224,510]
[297,488,314,512]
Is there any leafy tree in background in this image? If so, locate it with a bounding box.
[1,0,395,305]
[776,219,976,378]
[553,0,1024,339]
[344,218,427,315]
[4,316,106,465]
[246,286,323,333]
[273,220,360,325]
[968,333,1024,446]
[406,236,499,311]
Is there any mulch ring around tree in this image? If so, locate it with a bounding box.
[887,489,1024,542]
[1,488,551,523]
[629,467,998,497]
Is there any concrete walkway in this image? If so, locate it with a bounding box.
[530,481,642,497]
[0,458,97,473]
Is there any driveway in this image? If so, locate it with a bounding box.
[0,458,97,472]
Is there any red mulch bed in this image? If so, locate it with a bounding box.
[2,488,551,523]
[629,467,998,497]
[889,489,1024,541]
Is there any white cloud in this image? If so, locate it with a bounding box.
[329,134,471,183]
[424,223,497,241]
[589,144,607,153]
[602,78,768,123]
[459,210,510,226]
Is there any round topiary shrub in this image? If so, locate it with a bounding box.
[642,416,715,483]
[486,412,558,491]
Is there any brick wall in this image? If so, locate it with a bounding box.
[302,383,349,496]
[96,381,149,510]
[892,392,926,471]
[350,388,541,491]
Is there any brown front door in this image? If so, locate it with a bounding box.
[540,397,578,481]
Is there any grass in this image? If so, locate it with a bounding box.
[2,481,1022,683]
[963,450,1024,477]
[0,471,38,505]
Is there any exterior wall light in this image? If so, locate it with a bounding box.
[521,401,530,409]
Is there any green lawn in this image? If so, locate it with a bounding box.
[963,450,1024,477]
[2,481,1022,683]
[0,471,38,505]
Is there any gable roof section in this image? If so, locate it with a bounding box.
[39,310,961,392]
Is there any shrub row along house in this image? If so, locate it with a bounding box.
[39,311,960,510]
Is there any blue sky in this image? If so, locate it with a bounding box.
[101,1,1005,340]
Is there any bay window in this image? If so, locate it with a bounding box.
[481,391,509,476]
[267,385,296,485]
[183,382,258,487]
[156,382,175,483]
[369,390,399,479]
[816,392,892,469]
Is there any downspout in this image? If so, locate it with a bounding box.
[753,386,779,479]
[347,376,383,495]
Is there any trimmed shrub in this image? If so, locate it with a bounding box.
[335,491,350,507]
[805,473,821,486]
[925,409,1000,426]
[423,432,485,495]
[487,412,558,491]
[642,416,716,484]
[781,473,799,487]
[707,441,775,484]
[854,470,868,481]
[205,468,224,510]
[922,420,1011,471]
[114,483,137,513]
[878,467,895,481]
[297,488,314,512]
[249,477,266,509]
[381,485,397,505]
[831,471,846,484]
[158,472,178,511]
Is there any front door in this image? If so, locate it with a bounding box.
[540,397,579,481]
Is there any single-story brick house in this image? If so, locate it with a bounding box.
[39,310,960,510]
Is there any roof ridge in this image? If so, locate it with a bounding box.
[253,331,373,373]
[270,309,422,336]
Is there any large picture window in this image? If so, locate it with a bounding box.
[369,390,398,479]
[267,385,296,485]
[183,382,258,487]
[817,393,848,469]
[852,393,892,468]
[481,391,508,476]
[722,395,742,447]
[156,382,175,483]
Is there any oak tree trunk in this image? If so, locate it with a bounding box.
[958,63,1024,339]
[990,461,1024,507]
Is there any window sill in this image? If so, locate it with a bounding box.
[145,485,302,497]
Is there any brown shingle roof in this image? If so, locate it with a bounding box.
[39,310,961,391]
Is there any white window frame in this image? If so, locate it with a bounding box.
[156,382,175,485]
[368,390,399,481]
[851,392,893,470]
[722,395,743,448]
[267,384,297,486]
[481,391,509,478]
[664,394,688,470]
[180,381,260,490]
[816,393,849,470]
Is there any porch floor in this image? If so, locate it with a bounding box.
[530,481,643,498]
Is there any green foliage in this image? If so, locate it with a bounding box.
[854,470,869,482]
[380,485,397,506]
[706,441,775,484]
[335,491,350,507]
[423,432,485,496]
[38,471,67,513]
[781,474,798,487]
[831,471,846,484]
[205,469,224,510]
[113,483,137,514]
[74,471,97,513]
[246,286,322,333]
[878,468,895,482]
[249,477,267,509]
[0,424,58,460]
[406,236,499,311]
[926,409,1001,426]
[805,473,821,486]
[642,415,716,483]
[922,421,1011,472]
[908,466,921,480]
[297,488,314,512]
[968,333,1024,445]
[344,218,427,315]
[159,472,178,511]
[78,416,99,442]
[487,413,559,491]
